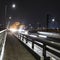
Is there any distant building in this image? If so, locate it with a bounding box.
[47,14,59,29]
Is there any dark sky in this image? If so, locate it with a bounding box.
[0,0,60,27]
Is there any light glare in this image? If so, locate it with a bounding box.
[12,4,16,8]
[30,35,37,37]
[18,29,28,35]
[52,19,55,22]
[38,35,47,38]
[9,28,17,32]
[9,16,12,19]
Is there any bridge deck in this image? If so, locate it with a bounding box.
[3,32,36,60]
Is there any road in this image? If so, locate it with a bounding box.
[3,32,36,60]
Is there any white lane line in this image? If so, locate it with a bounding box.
[0,31,7,60]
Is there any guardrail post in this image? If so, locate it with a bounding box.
[32,40,34,49]
[22,35,24,41]
[20,34,21,40]
[18,33,20,38]
[43,43,50,60]
[43,43,46,58]
[18,33,19,38]
[26,36,28,43]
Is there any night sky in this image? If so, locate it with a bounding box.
[0,0,60,28]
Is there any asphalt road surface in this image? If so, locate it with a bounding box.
[3,32,36,60]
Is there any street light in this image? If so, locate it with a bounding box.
[52,18,55,22]
[5,4,16,19]
[5,3,16,28]
[7,16,12,29]
[9,16,12,19]
[12,4,16,8]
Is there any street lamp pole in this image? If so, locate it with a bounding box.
[5,5,7,27]
[7,16,12,29]
[5,4,16,29]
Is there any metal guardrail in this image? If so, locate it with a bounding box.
[17,33,60,60]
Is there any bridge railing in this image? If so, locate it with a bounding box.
[17,33,60,60]
[0,29,7,60]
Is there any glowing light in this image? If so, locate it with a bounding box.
[52,19,55,22]
[18,24,26,34]
[38,31,49,35]
[9,22,20,30]
[30,35,37,37]
[9,28,17,32]
[18,28,28,35]
[38,35,47,38]
[18,28,24,33]
[9,16,12,19]
[24,31,28,35]
[12,4,16,8]
[15,22,20,26]
[38,31,60,38]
